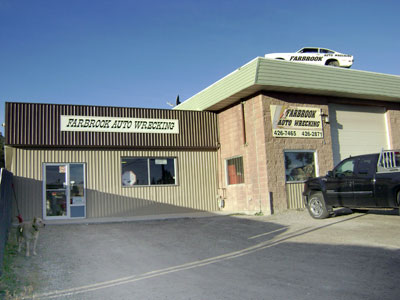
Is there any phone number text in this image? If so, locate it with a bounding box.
[272,129,323,138]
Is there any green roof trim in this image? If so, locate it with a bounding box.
[174,57,400,112]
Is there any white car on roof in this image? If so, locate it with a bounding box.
[265,47,354,68]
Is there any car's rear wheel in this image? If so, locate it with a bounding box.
[307,192,330,219]
[327,60,339,67]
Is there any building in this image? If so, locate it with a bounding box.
[4,103,219,221]
[4,57,400,221]
[174,58,400,214]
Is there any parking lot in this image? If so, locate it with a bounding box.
[11,209,400,299]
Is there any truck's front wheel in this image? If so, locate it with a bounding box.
[307,192,330,219]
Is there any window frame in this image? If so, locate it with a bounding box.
[284,150,318,183]
[225,156,245,186]
[121,157,178,187]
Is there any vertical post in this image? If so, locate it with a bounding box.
[241,101,247,145]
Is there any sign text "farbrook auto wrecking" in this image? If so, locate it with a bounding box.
[270,105,323,138]
[60,115,179,134]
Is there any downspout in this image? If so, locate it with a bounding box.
[241,101,247,145]
[216,116,225,209]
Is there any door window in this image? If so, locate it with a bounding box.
[45,165,67,217]
[334,159,356,178]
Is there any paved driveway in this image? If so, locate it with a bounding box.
[12,209,400,299]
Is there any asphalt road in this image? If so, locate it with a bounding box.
[12,209,400,299]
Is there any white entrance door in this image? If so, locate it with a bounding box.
[43,163,86,220]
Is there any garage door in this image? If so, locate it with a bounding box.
[329,104,390,166]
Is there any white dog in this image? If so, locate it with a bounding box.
[17,217,46,257]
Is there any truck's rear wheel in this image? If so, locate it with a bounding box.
[307,192,330,219]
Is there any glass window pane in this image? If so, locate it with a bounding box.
[70,164,85,205]
[227,157,244,185]
[284,152,316,182]
[150,158,176,185]
[46,165,66,189]
[46,190,67,216]
[121,158,149,186]
[335,159,355,177]
[70,164,84,197]
[302,48,318,53]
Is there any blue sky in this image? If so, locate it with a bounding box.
[1,0,399,134]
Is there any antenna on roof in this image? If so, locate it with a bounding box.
[166,94,181,108]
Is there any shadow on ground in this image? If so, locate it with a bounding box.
[6,210,400,300]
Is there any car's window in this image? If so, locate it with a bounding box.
[299,48,318,53]
[334,159,356,177]
[320,49,335,54]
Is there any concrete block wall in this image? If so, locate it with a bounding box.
[217,91,399,215]
[387,106,400,149]
[217,96,270,214]
[261,93,334,212]
[243,96,270,214]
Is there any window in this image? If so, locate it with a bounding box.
[121,158,176,187]
[356,158,373,177]
[334,158,355,178]
[284,151,316,182]
[320,49,334,54]
[299,48,318,53]
[226,156,244,185]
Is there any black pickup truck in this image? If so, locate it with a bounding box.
[303,150,400,219]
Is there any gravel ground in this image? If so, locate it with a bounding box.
[8,208,400,300]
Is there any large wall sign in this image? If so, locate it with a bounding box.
[60,115,179,134]
[270,105,323,138]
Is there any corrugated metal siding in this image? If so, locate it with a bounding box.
[11,148,219,220]
[5,102,218,149]
[286,183,305,209]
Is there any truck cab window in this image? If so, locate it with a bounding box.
[356,158,374,176]
[334,159,355,177]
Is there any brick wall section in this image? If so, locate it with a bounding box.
[244,96,270,214]
[261,93,334,212]
[218,91,400,214]
[386,105,400,149]
[217,97,270,214]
